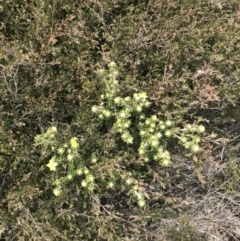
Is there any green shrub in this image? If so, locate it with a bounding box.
[1,0,240,240]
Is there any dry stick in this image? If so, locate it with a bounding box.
[90,194,163,239]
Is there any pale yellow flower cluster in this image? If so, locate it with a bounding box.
[138,115,173,166]
[178,124,205,153]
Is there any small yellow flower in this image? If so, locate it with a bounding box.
[140,130,146,136]
[139,92,147,99]
[91,157,97,163]
[70,137,78,149]
[197,125,205,133]
[108,181,115,188]
[138,148,145,155]
[165,120,172,127]
[136,106,142,112]
[77,168,83,175]
[165,130,172,137]
[67,174,73,180]
[50,126,57,133]
[151,140,159,147]
[144,157,149,162]
[114,97,121,104]
[47,157,58,171]
[87,174,94,182]
[191,145,200,153]
[151,115,158,121]
[92,106,98,113]
[138,200,145,207]
[124,96,131,102]
[57,147,64,154]
[109,61,116,68]
[67,154,74,161]
[126,136,133,144]
[161,158,171,167]
[81,180,87,187]
[125,178,132,185]
[53,187,61,196]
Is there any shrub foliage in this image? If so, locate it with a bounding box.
[1,0,240,240]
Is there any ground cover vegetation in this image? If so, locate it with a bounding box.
[1,0,240,240]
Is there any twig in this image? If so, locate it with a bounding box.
[90,194,163,239]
